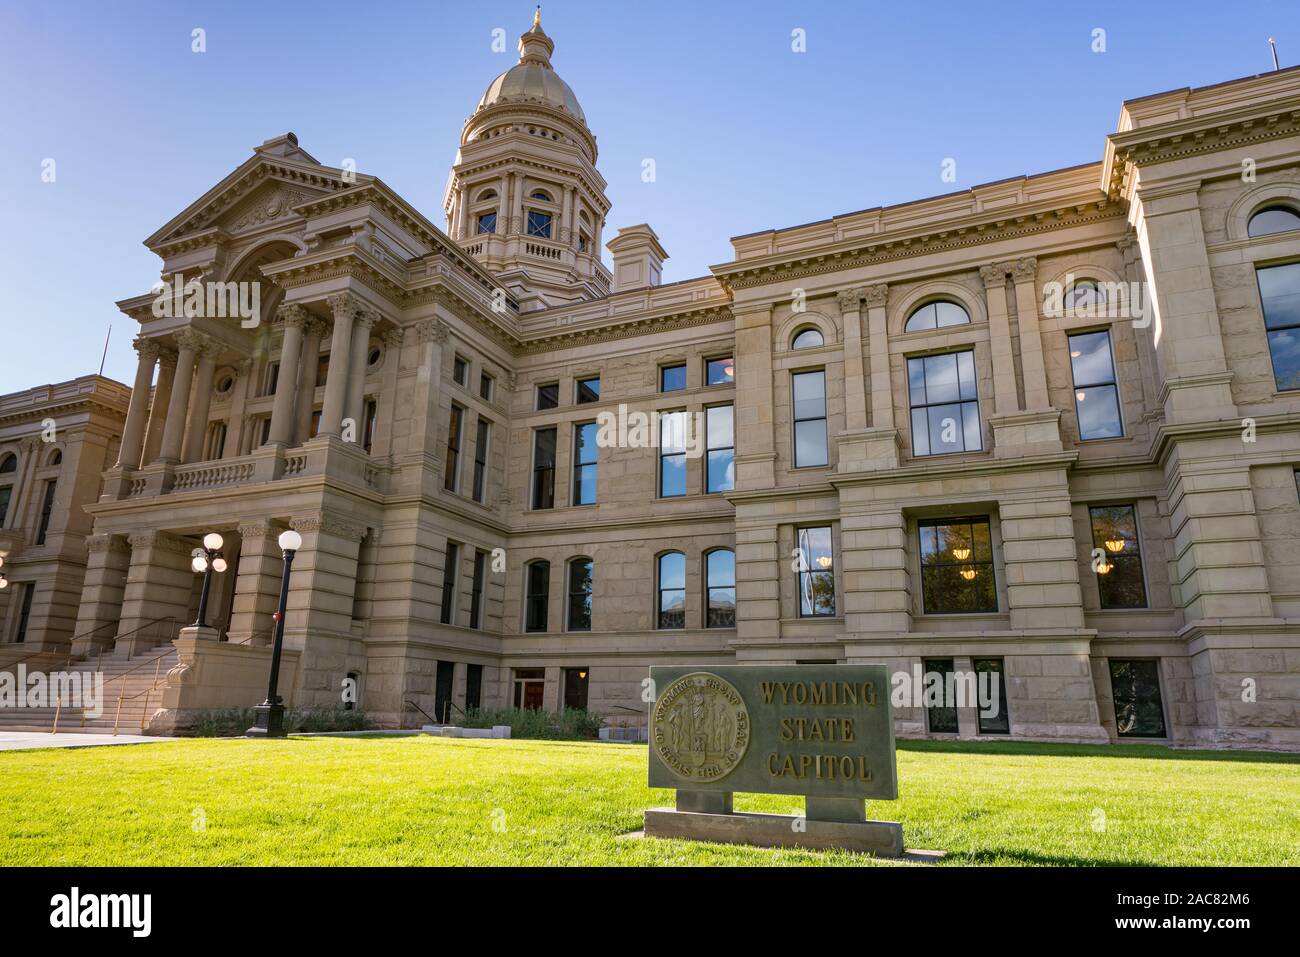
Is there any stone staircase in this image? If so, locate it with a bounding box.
[0,644,178,735]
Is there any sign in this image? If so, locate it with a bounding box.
[647,665,897,800]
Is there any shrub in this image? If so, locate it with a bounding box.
[186,707,372,737]
[459,706,603,741]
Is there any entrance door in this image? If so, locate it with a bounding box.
[522,681,544,710]
[434,661,456,723]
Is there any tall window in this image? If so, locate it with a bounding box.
[563,667,590,711]
[924,658,959,733]
[452,356,468,386]
[527,210,552,238]
[472,418,491,503]
[919,517,997,614]
[796,526,835,617]
[525,561,550,632]
[363,398,378,453]
[1109,659,1167,737]
[14,583,34,644]
[479,372,494,401]
[469,549,487,629]
[572,422,598,505]
[792,370,828,467]
[444,405,463,492]
[908,350,981,455]
[567,558,593,631]
[476,211,497,234]
[536,382,559,409]
[706,356,735,385]
[659,411,687,497]
[706,404,734,493]
[660,364,686,392]
[439,542,459,625]
[0,485,10,526]
[657,552,686,629]
[974,658,1010,734]
[532,427,556,509]
[575,376,600,404]
[1089,504,1147,609]
[34,480,56,545]
[706,548,736,628]
[1256,262,1300,391]
[1068,330,1123,439]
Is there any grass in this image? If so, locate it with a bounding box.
[0,736,1295,866]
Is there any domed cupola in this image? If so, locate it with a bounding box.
[445,8,612,310]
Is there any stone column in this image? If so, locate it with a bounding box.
[980,262,1020,415]
[373,328,405,458]
[319,294,357,438]
[226,522,284,646]
[267,305,307,446]
[142,349,177,465]
[70,533,131,656]
[294,317,325,445]
[116,337,160,469]
[181,341,218,463]
[837,288,868,433]
[344,309,377,440]
[226,359,253,456]
[116,531,193,655]
[733,304,775,490]
[561,185,575,245]
[157,331,201,464]
[864,284,893,431]
[401,319,449,496]
[510,171,524,234]
[1010,257,1050,411]
[497,175,510,234]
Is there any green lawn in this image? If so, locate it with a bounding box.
[0,736,1295,866]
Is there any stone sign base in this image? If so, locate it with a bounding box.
[643,807,907,857]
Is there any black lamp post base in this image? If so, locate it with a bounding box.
[246,702,287,738]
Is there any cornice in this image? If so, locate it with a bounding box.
[516,305,733,355]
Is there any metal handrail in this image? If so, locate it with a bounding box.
[94,618,180,695]
[405,699,438,726]
[0,616,121,674]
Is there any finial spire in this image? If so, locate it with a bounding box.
[534,5,541,28]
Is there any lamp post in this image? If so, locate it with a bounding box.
[247,528,302,738]
[191,532,228,627]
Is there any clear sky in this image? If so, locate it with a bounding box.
[2,0,1297,389]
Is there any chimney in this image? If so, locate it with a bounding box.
[606,224,668,293]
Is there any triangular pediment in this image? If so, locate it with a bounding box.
[145,135,371,249]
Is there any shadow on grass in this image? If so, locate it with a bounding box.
[953,847,1160,867]
[898,738,1299,764]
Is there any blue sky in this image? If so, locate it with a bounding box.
[2,0,1296,388]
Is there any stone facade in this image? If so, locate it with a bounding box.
[4,17,1299,748]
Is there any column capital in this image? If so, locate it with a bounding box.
[1011,257,1038,283]
[290,515,368,542]
[414,318,450,344]
[836,287,863,313]
[979,262,1012,289]
[354,307,380,331]
[382,328,406,349]
[863,284,889,309]
[301,315,330,339]
[173,328,210,354]
[276,303,309,329]
[326,292,361,320]
[133,336,163,362]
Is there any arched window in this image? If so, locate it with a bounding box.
[1248,205,1300,238]
[524,560,550,633]
[791,327,823,350]
[567,557,593,631]
[476,188,498,202]
[657,552,685,629]
[0,452,16,473]
[530,189,553,203]
[705,549,736,628]
[905,299,971,332]
[46,449,62,467]
[1064,279,1108,316]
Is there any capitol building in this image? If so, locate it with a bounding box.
[1,14,1298,748]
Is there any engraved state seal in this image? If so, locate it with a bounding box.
[652,672,750,782]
